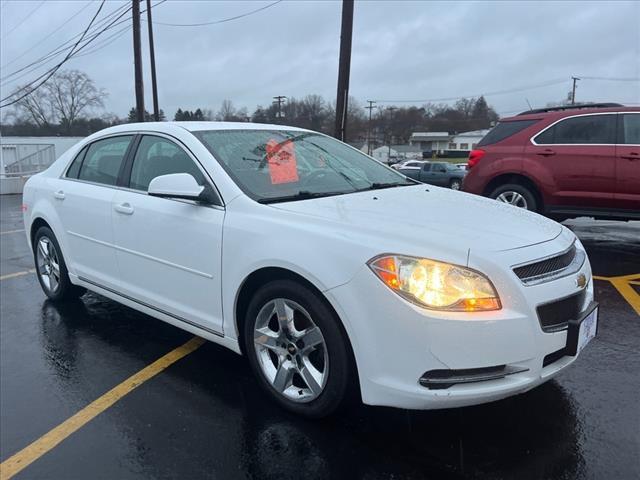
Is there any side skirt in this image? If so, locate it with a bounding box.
[71,274,242,355]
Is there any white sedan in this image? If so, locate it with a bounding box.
[23,122,597,417]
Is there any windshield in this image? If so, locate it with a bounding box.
[193,129,414,203]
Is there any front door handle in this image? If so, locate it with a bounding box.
[621,153,640,161]
[537,149,556,157]
[114,203,134,215]
[53,190,65,200]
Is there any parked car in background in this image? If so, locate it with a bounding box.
[463,104,640,220]
[391,160,425,170]
[23,122,597,418]
[399,161,466,189]
[455,163,468,170]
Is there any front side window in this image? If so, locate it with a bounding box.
[535,114,616,145]
[129,136,206,191]
[620,113,640,144]
[78,136,133,186]
[193,130,413,203]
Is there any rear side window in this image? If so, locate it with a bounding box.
[65,146,87,178]
[78,136,133,186]
[535,114,616,145]
[422,163,431,171]
[619,114,640,144]
[129,135,206,191]
[477,120,538,147]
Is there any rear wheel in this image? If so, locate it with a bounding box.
[243,280,354,418]
[489,183,537,211]
[449,178,462,190]
[33,227,85,301]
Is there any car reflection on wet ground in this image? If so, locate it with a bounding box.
[1,193,639,479]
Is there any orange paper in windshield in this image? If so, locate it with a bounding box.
[266,139,299,184]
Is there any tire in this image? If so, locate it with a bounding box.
[33,226,85,302]
[449,178,462,190]
[489,183,537,211]
[243,279,354,418]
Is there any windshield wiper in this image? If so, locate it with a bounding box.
[360,181,417,191]
[257,190,347,204]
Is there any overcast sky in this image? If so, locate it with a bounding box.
[1,0,639,120]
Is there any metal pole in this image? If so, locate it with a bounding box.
[365,100,375,155]
[132,0,145,122]
[146,0,159,121]
[334,0,354,141]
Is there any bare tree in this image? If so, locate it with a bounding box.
[9,84,56,127]
[45,70,107,132]
[217,99,236,121]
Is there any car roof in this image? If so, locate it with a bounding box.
[86,121,310,138]
[502,105,639,122]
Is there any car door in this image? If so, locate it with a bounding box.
[615,112,640,210]
[526,113,617,209]
[423,162,448,186]
[54,135,134,288]
[111,134,225,335]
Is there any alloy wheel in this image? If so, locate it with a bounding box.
[36,237,61,294]
[496,191,528,209]
[450,180,461,190]
[253,298,329,403]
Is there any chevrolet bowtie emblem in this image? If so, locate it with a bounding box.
[576,273,587,289]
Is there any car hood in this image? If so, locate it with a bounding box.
[270,185,562,254]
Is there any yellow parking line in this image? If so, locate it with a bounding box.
[593,273,640,317]
[0,336,205,480]
[0,269,36,281]
[0,229,24,235]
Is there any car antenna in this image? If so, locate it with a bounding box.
[525,98,533,111]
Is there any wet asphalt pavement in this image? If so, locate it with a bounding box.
[1,193,639,480]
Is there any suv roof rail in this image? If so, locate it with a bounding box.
[516,103,624,116]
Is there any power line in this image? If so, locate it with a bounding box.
[144,0,282,27]
[1,0,94,70]
[374,78,569,104]
[578,76,640,82]
[1,0,107,107]
[1,0,47,40]
[0,3,131,84]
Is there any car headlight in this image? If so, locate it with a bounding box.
[368,254,501,312]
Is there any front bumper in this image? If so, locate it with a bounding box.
[325,232,594,410]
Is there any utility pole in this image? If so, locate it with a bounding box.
[146,0,159,121]
[365,100,376,155]
[132,0,145,122]
[386,106,396,164]
[334,0,354,141]
[571,76,580,105]
[273,96,286,122]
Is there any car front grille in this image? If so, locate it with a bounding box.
[536,289,586,332]
[513,244,577,282]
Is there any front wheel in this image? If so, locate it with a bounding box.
[243,280,354,418]
[33,226,85,301]
[489,183,537,211]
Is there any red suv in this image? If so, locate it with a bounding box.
[462,103,640,220]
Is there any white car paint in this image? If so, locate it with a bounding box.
[23,122,595,410]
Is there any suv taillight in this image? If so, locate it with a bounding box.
[467,149,485,169]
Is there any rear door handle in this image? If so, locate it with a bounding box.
[53,190,65,200]
[537,149,556,157]
[621,153,640,161]
[114,203,134,215]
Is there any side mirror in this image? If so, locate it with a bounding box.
[148,173,205,201]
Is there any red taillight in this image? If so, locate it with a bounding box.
[467,149,485,169]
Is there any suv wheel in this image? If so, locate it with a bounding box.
[489,183,537,211]
[243,280,354,418]
[450,179,461,190]
[34,226,86,301]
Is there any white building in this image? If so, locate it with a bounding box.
[409,129,490,157]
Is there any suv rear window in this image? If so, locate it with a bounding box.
[535,114,616,145]
[477,120,538,147]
